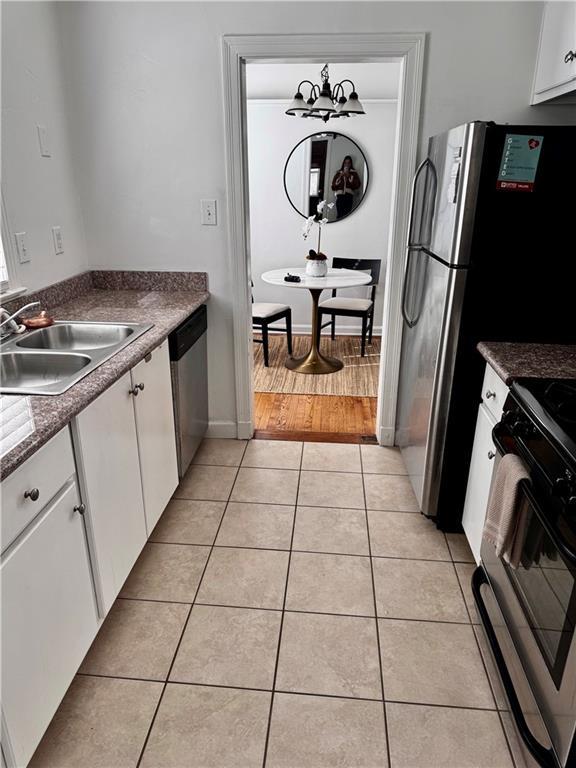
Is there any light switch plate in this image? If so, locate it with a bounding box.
[36,125,51,157]
[201,199,217,226]
[51,226,64,255]
[14,232,30,264]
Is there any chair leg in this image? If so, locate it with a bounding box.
[368,311,374,344]
[316,311,323,348]
[286,311,293,356]
[262,324,270,367]
[361,315,368,357]
[331,315,336,340]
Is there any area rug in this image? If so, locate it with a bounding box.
[253,334,381,397]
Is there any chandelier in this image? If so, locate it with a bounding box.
[285,64,366,122]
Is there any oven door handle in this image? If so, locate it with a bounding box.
[472,567,560,768]
[492,424,576,568]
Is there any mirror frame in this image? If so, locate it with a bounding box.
[282,131,370,222]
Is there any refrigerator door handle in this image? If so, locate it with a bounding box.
[407,157,438,249]
[401,248,416,328]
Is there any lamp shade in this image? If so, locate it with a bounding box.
[342,92,365,115]
[285,93,308,116]
[309,93,336,114]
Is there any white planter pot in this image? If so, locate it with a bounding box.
[305,260,328,278]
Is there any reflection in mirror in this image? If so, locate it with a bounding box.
[284,132,369,222]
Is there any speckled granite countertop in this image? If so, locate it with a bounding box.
[1,272,209,479]
[477,342,576,384]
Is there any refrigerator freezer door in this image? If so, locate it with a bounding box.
[396,250,468,515]
[428,122,485,267]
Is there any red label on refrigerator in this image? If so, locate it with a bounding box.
[496,180,534,192]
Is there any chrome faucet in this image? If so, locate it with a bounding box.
[0,302,41,339]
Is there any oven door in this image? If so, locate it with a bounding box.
[480,424,576,767]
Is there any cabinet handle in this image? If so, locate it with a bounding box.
[565,50,576,64]
[74,503,86,515]
[485,390,496,400]
[487,451,496,460]
[129,383,145,396]
[24,487,40,501]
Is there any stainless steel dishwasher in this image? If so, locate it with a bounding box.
[169,304,208,478]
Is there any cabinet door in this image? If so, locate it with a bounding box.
[131,341,178,533]
[534,2,576,94]
[462,404,497,564]
[1,481,98,768]
[73,372,147,614]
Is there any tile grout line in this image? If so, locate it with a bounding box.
[360,447,394,768]
[261,441,303,768]
[134,440,250,768]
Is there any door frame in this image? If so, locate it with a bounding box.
[222,33,425,443]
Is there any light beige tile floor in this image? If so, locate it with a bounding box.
[31,438,518,768]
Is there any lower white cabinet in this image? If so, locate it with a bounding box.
[1,480,99,768]
[131,341,178,533]
[73,372,147,614]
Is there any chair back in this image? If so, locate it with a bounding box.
[331,257,381,286]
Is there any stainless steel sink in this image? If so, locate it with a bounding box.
[16,323,135,351]
[0,320,153,396]
[0,352,91,391]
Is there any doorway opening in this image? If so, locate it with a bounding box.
[245,61,401,443]
[222,34,425,446]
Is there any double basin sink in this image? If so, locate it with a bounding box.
[0,321,153,396]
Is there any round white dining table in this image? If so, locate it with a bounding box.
[261,267,371,374]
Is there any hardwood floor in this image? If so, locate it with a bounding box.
[253,392,378,443]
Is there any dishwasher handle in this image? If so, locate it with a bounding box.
[169,304,207,361]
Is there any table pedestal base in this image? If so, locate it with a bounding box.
[285,287,343,375]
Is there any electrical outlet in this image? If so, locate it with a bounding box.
[14,232,30,264]
[201,199,217,226]
[37,125,51,157]
[51,226,64,255]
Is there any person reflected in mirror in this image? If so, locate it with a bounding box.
[331,155,361,219]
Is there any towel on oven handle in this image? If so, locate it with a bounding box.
[482,453,531,569]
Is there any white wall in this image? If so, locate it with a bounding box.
[247,99,398,333]
[1,2,88,292]
[25,1,576,434]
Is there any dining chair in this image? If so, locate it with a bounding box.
[251,283,293,367]
[317,258,381,357]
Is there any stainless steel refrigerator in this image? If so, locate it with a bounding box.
[395,121,576,530]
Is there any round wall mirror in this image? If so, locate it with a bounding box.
[283,132,369,222]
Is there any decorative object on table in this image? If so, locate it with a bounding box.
[303,200,332,277]
[284,132,369,222]
[318,258,381,357]
[251,281,292,368]
[285,64,365,122]
[20,310,54,329]
[284,273,301,283]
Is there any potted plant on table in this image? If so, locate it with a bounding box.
[302,200,334,277]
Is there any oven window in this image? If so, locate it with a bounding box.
[504,496,576,689]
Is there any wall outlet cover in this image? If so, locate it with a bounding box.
[201,199,217,226]
[51,226,64,255]
[14,232,30,264]
[36,125,51,158]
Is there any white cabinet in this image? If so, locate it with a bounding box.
[131,341,178,534]
[1,480,98,768]
[462,363,508,563]
[532,2,576,104]
[462,404,498,563]
[73,371,147,614]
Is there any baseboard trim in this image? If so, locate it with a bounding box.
[206,421,239,439]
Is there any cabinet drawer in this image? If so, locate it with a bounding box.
[481,364,509,422]
[1,427,75,552]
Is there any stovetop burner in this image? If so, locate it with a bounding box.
[543,380,576,427]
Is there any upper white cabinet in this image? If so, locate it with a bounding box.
[1,479,98,768]
[131,341,178,534]
[73,371,147,614]
[532,1,576,103]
